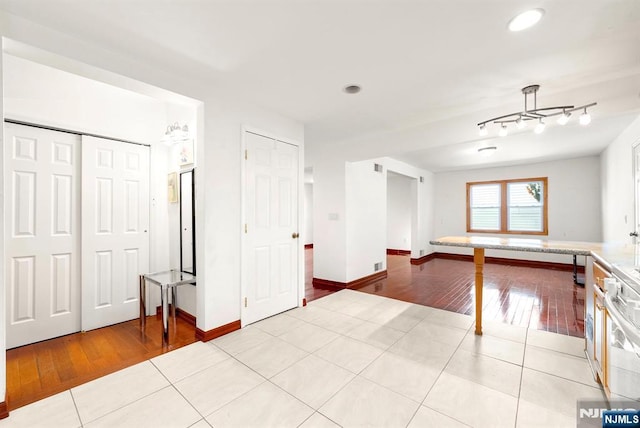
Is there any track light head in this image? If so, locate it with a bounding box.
[579,109,591,125]
[557,111,571,125]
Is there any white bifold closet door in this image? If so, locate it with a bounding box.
[5,123,81,349]
[81,135,150,331]
[5,125,150,349]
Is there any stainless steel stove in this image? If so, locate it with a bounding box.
[606,264,640,400]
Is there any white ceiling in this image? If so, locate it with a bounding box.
[1,0,639,171]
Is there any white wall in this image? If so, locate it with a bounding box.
[3,54,170,144]
[0,14,305,411]
[345,158,434,282]
[313,156,434,284]
[601,114,640,243]
[304,183,313,245]
[197,109,304,332]
[312,156,347,282]
[387,174,412,251]
[2,53,200,314]
[383,158,435,259]
[345,160,387,281]
[433,156,603,263]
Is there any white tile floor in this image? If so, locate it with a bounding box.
[0,290,606,428]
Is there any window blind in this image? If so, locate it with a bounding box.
[507,181,543,232]
[470,183,500,230]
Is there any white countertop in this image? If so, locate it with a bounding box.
[590,243,639,270]
[429,236,602,256]
[430,235,640,287]
[591,243,640,287]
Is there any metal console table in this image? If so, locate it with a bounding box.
[139,270,196,342]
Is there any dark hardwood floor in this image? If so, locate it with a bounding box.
[353,252,584,338]
[307,249,584,336]
[6,248,584,412]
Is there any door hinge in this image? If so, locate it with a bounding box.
[244,149,248,160]
[244,223,248,233]
[244,297,248,308]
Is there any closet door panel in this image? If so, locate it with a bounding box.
[5,123,81,348]
[81,135,149,331]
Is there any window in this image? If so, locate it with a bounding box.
[466,177,548,235]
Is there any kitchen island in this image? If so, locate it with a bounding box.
[431,236,640,401]
[429,236,603,335]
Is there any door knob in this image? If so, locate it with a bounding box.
[292,232,299,239]
[631,231,638,237]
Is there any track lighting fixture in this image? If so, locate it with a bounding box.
[477,85,596,136]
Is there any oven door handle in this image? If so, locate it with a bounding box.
[605,294,640,354]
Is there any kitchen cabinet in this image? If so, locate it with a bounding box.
[586,260,610,396]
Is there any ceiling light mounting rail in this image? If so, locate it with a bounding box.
[477,85,596,136]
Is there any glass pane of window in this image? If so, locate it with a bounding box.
[507,181,543,232]
[470,183,500,230]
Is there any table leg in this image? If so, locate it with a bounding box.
[162,286,170,343]
[139,275,146,329]
[474,247,485,336]
[171,286,177,324]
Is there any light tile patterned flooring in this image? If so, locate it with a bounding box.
[0,290,605,428]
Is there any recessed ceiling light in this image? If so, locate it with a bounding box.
[343,85,361,94]
[508,9,544,32]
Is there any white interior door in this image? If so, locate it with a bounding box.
[244,132,299,325]
[5,123,81,348]
[81,135,150,331]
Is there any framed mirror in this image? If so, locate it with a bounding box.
[180,169,196,274]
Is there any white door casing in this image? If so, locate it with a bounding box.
[5,123,81,349]
[81,135,150,331]
[243,131,299,325]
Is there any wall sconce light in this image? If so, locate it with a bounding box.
[162,122,190,145]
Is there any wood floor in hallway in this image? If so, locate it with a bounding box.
[6,315,196,412]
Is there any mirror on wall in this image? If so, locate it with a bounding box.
[180,169,195,274]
